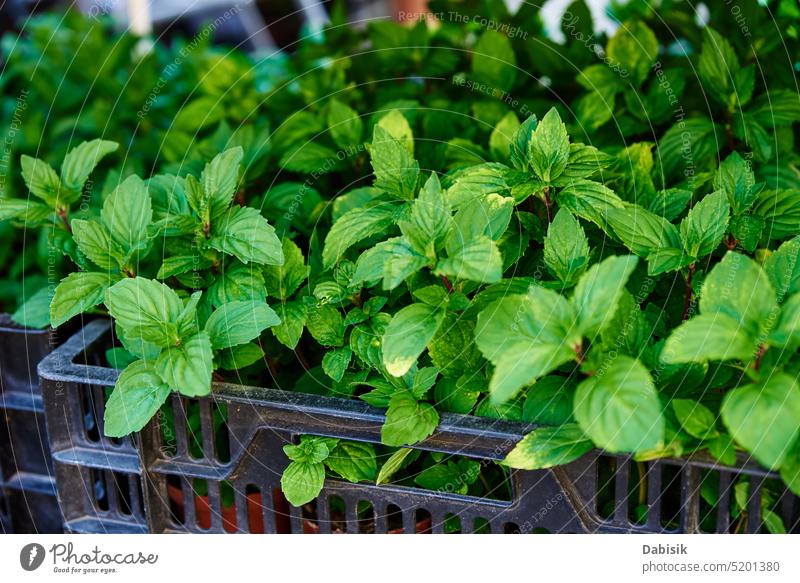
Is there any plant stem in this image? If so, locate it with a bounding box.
[543,186,553,223]
[753,344,766,371]
[440,275,454,294]
[57,207,71,233]
[573,342,585,364]
[681,263,696,321]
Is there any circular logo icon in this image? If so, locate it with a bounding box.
[20,543,46,571]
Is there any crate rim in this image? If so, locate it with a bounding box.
[38,318,779,478]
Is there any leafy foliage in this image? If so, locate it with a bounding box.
[2,3,799,520]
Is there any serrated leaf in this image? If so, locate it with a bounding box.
[210,206,283,266]
[381,392,439,446]
[503,425,592,470]
[155,332,213,397]
[721,373,800,469]
[100,175,153,250]
[50,272,111,327]
[574,356,664,453]
[281,461,325,507]
[201,146,243,218]
[20,155,61,206]
[528,108,570,182]
[327,99,363,150]
[72,219,122,271]
[544,208,590,286]
[61,139,118,191]
[325,441,376,482]
[382,303,445,377]
[371,125,419,199]
[476,287,579,404]
[679,191,729,259]
[571,255,639,339]
[322,204,398,269]
[103,360,170,437]
[204,301,280,349]
[104,277,184,346]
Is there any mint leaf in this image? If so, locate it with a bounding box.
[544,208,590,286]
[606,20,658,86]
[471,29,516,92]
[489,112,520,161]
[105,277,184,346]
[370,125,419,199]
[204,301,280,349]
[201,146,243,219]
[155,332,213,397]
[100,175,153,251]
[503,424,593,470]
[264,238,308,299]
[715,152,761,214]
[376,448,414,484]
[325,441,376,482]
[699,252,778,339]
[381,391,439,446]
[72,219,123,271]
[672,398,720,439]
[322,204,398,269]
[400,173,451,257]
[281,461,325,507]
[50,272,111,327]
[210,206,283,265]
[382,303,445,377]
[20,155,62,206]
[306,304,345,347]
[679,191,729,259]
[272,300,307,349]
[327,99,363,150]
[104,360,170,437]
[661,313,758,363]
[574,356,664,453]
[698,28,740,106]
[476,287,579,404]
[437,235,503,284]
[354,236,427,290]
[571,255,638,339]
[764,236,800,301]
[322,346,352,382]
[528,108,570,182]
[12,286,55,329]
[61,139,118,192]
[217,343,264,370]
[721,373,800,469]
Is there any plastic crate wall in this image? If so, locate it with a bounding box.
[39,320,800,534]
[0,314,62,533]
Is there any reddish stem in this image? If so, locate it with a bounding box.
[57,208,71,233]
[543,187,553,223]
[573,342,585,364]
[753,344,767,372]
[681,263,696,321]
[440,275,454,294]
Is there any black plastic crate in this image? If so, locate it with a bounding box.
[39,320,800,534]
[0,314,63,533]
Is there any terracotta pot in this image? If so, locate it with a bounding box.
[167,484,264,533]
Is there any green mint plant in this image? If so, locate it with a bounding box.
[102,277,280,436]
